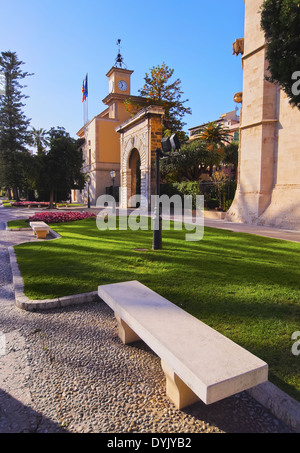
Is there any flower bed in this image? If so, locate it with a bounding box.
[29,211,96,224]
[11,201,50,207]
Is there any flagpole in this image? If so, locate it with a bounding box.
[82,78,86,125]
[85,73,88,125]
[82,74,88,126]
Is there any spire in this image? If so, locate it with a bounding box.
[115,39,127,69]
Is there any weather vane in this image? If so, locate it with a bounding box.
[115,39,127,69]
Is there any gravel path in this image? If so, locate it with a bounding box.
[0,202,293,433]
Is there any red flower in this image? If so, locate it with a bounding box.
[28,211,96,224]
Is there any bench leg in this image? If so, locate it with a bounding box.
[161,360,200,410]
[114,313,141,344]
[36,230,48,239]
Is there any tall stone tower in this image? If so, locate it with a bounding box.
[227,0,300,230]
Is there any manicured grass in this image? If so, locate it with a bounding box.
[7,219,31,229]
[13,216,300,402]
[2,201,13,208]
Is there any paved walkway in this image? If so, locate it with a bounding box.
[89,204,300,243]
[203,218,300,243]
[0,203,62,432]
[0,201,296,433]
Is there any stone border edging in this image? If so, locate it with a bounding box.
[6,229,300,433]
[8,246,100,311]
[248,382,300,433]
[6,226,100,311]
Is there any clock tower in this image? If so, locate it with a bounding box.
[106,66,133,95]
[102,67,134,120]
[74,41,146,207]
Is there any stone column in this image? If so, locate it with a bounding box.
[227,0,278,224]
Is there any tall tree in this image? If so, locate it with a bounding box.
[261,0,300,108]
[137,62,191,140]
[0,51,33,199]
[38,127,85,208]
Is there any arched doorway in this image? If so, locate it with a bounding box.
[129,148,141,207]
[129,148,141,208]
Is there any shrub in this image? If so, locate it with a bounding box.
[161,181,201,209]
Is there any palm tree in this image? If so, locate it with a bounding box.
[31,127,48,155]
[200,122,230,146]
[199,122,230,176]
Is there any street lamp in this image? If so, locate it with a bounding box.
[152,134,181,251]
[110,170,116,213]
[110,170,116,198]
[86,174,91,208]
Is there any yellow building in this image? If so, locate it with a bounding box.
[73,65,144,205]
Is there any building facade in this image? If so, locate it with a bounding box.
[188,110,240,143]
[73,66,144,205]
[227,0,300,230]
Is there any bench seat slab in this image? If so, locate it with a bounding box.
[98,281,268,408]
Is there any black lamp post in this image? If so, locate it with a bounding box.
[110,170,116,213]
[86,175,91,209]
[110,170,116,197]
[152,134,181,251]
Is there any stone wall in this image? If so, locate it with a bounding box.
[227,0,300,230]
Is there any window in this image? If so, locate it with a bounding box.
[233,131,239,142]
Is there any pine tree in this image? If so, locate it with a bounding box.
[0,51,33,199]
[138,62,191,140]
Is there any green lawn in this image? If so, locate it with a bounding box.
[12,216,300,402]
[7,219,31,228]
[2,201,14,208]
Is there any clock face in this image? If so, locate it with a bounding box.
[118,80,128,92]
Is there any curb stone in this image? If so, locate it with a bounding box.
[8,246,100,311]
[6,230,300,433]
[248,382,300,433]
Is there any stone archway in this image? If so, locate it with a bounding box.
[117,106,165,210]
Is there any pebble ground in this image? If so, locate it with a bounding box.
[0,202,293,433]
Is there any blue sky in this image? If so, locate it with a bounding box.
[0,0,245,138]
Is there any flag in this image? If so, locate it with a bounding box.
[82,81,86,102]
[82,74,88,102]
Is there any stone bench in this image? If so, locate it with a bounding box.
[29,221,50,239]
[98,280,268,410]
